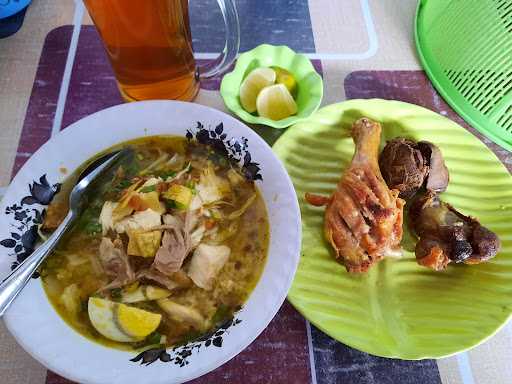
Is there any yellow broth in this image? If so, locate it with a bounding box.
[40,136,269,351]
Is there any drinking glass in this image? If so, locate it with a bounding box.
[83,0,240,101]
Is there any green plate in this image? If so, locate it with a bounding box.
[273,99,512,359]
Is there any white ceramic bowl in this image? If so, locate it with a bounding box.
[0,101,301,384]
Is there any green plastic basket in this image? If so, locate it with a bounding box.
[415,0,512,151]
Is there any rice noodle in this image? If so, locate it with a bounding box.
[166,163,191,182]
[227,194,256,220]
[163,153,185,171]
[37,225,49,242]
[207,221,238,244]
[66,253,89,267]
[139,153,170,176]
[88,253,104,277]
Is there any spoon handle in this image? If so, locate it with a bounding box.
[0,211,75,317]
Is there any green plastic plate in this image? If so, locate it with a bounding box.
[220,44,323,129]
[273,99,512,359]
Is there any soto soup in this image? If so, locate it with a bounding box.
[40,136,269,351]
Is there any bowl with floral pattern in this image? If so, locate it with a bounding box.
[0,101,301,384]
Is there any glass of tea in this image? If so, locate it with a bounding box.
[83,0,240,102]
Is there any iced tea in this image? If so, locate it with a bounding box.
[84,0,199,101]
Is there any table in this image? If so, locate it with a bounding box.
[1,1,512,383]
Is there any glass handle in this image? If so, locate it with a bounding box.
[197,0,240,79]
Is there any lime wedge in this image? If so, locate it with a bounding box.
[256,84,298,120]
[272,66,297,97]
[239,67,276,113]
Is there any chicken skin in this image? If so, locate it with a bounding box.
[306,118,405,273]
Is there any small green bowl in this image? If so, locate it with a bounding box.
[220,44,323,129]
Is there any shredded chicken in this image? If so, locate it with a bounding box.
[196,164,231,204]
[150,210,205,276]
[98,237,135,290]
[60,284,81,315]
[114,208,162,233]
[163,214,182,227]
[99,201,118,234]
[137,268,192,290]
[189,195,203,210]
[187,244,231,290]
[154,229,190,275]
[190,226,206,248]
[157,298,205,330]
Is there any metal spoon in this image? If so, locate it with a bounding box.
[0,149,130,317]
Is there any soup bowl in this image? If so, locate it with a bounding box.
[0,101,301,384]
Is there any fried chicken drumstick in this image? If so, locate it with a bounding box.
[306,118,405,273]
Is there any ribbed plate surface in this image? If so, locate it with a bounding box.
[273,99,512,359]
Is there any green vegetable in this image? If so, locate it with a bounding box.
[145,331,162,345]
[124,161,141,178]
[84,220,102,235]
[165,200,177,209]
[110,288,122,300]
[113,179,132,193]
[132,331,163,349]
[185,180,196,190]
[178,330,203,345]
[211,304,232,326]
[139,185,157,193]
[208,152,229,167]
[157,170,177,179]
[77,200,103,235]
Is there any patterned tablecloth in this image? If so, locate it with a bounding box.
[1,1,512,383]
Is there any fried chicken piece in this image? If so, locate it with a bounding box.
[379,138,429,199]
[410,192,500,270]
[379,138,449,199]
[305,118,405,273]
